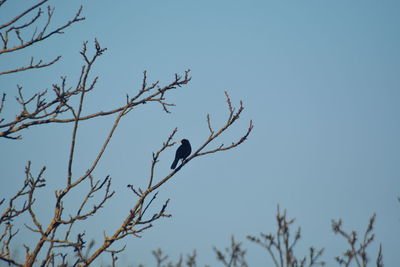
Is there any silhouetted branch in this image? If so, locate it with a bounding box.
[153,248,169,267]
[0,93,6,114]
[376,244,383,267]
[186,250,198,267]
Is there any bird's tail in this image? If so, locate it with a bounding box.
[171,158,179,169]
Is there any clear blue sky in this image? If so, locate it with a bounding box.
[1,0,399,266]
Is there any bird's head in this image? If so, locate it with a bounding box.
[181,139,190,144]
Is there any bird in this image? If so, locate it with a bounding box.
[171,139,191,169]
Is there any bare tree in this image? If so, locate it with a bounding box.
[247,206,325,267]
[147,248,205,267]
[0,1,253,266]
[135,207,387,267]
[332,214,383,267]
[245,206,385,267]
[214,236,248,267]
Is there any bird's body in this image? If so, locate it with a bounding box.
[171,139,191,169]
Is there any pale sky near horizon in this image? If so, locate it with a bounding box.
[1,0,400,266]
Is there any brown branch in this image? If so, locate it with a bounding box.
[7,6,42,32]
[0,162,46,225]
[0,68,191,140]
[25,106,125,265]
[148,129,177,189]
[59,176,114,225]
[67,40,105,185]
[0,0,49,30]
[0,5,85,55]
[24,65,138,265]
[40,229,58,267]
[0,162,45,266]
[0,224,23,267]
[41,178,106,266]
[0,56,61,76]
[170,92,253,171]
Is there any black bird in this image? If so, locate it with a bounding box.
[171,139,191,169]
